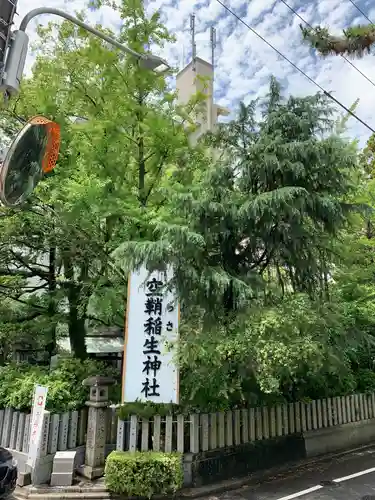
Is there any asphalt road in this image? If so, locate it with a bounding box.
[209,446,375,500]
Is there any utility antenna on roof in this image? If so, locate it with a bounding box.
[210,26,216,71]
[181,43,185,70]
[210,26,216,90]
[190,14,196,71]
[208,26,216,132]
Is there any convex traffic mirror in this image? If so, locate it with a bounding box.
[0,116,60,207]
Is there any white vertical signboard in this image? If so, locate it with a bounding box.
[122,266,179,403]
[27,385,48,466]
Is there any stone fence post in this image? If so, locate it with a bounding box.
[79,375,114,480]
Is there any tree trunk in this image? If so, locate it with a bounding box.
[136,92,147,207]
[45,246,57,359]
[63,254,87,360]
[0,344,7,366]
[223,279,235,315]
[68,295,87,360]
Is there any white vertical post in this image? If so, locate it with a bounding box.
[48,414,60,454]
[116,419,126,451]
[189,414,199,453]
[129,415,138,452]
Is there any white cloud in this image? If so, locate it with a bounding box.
[15,0,375,145]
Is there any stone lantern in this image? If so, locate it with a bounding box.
[80,375,115,480]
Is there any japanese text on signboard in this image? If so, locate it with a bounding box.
[141,277,176,398]
[122,267,179,403]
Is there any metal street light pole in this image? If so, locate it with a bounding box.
[0,5,171,100]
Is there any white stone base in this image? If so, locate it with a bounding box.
[50,472,74,487]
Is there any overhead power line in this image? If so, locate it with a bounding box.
[347,0,373,24]
[214,0,375,134]
[280,0,375,90]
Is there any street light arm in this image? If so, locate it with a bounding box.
[19,7,146,60]
[1,5,170,98]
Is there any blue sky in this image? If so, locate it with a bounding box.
[17,0,375,146]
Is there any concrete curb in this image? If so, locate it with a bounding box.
[13,442,375,500]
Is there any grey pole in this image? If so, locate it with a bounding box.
[0,0,17,71]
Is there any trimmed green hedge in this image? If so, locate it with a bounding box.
[105,451,183,498]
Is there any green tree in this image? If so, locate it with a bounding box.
[118,77,358,316]
[0,0,199,359]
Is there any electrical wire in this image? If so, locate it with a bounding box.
[347,0,373,24]
[280,0,375,90]
[214,0,375,134]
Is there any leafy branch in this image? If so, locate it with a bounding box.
[301,23,375,57]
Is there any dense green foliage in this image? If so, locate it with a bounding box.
[105,451,183,497]
[0,358,120,412]
[116,78,358,313]
[1,0,375,413]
